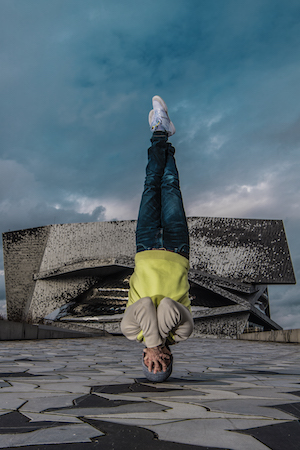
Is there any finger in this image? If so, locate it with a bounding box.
[161,359,168,372]
[153,360,161,374]
[148,360,153,372]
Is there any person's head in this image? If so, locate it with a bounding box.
[142,352,173,382]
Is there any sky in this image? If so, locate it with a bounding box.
[0,0,299,328]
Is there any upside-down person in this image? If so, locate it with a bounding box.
[121,96,194,382]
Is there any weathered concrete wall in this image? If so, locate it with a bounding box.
[26,276,100,322]
[2,226,51,321]
[3,221,137,322]
[188,217,295,284]
[238,328,300,343]
[192,312,250,338]
[2,218,295,323]
[35,221,136,278]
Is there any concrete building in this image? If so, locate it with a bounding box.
[2,217,296,337]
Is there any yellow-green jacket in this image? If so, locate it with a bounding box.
[127,249,190,311]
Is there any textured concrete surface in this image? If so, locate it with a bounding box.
[238,328,300,343]
[0,336,299,449]
[0,321,103,341]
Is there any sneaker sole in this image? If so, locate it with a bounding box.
[149,97,176,136]
[152,95,168,113]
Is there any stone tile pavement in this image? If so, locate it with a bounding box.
[0,335,299,449]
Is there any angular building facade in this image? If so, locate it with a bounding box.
[2,217,296,337]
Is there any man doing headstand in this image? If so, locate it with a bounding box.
[121,96,194,382]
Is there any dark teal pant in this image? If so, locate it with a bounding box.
[136,131,189,259]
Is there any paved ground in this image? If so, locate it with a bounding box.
[0,335,299,450]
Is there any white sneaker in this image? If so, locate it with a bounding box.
[148,95,176,136]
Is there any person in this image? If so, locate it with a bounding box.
[121,96,194,382]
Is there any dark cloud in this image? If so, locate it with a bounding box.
[0,0,299,327]
[1,201,106,234]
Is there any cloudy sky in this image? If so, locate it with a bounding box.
[0,0,299,328]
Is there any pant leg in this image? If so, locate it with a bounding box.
[121,297,163,348]
[161,144,190,257]
[135,132,168,252]
[157,297,194,343]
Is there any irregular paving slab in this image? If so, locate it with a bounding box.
[232,387,300,398]
[0,423,102,448]
[0,411,75,434]
[44,392,147,412]
[91,382,177,394]
[269,401,300,419]
[49,401,172,417]
[29,381,91,394]
[193,397,298,420]
[148,418,278,450]
[0,381,40,392]
[94,398,270,421]
[0,337,299,450]
[21,412,82,423]
[238,420,300,450]
[20,395,82,413]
